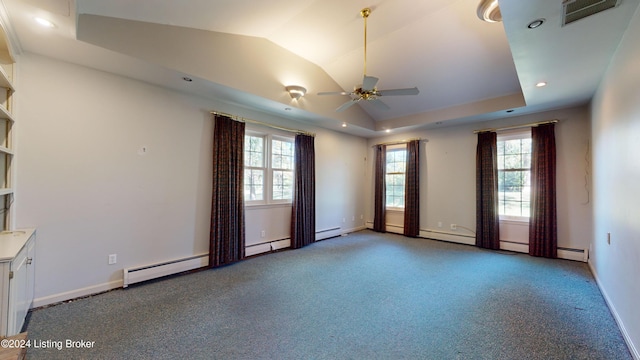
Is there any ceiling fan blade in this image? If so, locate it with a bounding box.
[318,91,351,96]
[369,98,390,110]
[377,87,420,96]
[362,76,379,91]
[336,100,359,112]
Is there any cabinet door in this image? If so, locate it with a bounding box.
[25,237,35,312]
[8,243,28,336]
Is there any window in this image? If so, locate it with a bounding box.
[497,130,531,219]
[386,146,406,209]
[244,135,265,201]
[271,138,294,201]
[244,132,294,205]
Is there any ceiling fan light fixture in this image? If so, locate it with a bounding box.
[477,0,502,23]
[286,85,307,100]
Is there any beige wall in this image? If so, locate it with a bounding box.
[590,4,640,357]
[365,106,593,254]
[14,53,367,306]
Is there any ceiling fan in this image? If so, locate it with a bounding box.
[318,7,419,112]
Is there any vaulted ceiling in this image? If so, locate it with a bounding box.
[3,0,639,136]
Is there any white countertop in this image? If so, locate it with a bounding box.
[0,229,36,262]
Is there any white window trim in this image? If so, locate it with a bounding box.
[500,215,530,223]
[497,128,531,222]
[385,144,407,211]
[269,134,295,205]
[244,129,295,207]
[244,131,267,206]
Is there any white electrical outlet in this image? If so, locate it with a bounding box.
[438,221,442,228]
[450,224,457,231]
[108,254,117,265]
[261,230,266,238]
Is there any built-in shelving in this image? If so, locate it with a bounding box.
[0,66,13,93]
[0,105,13,122]
[0,21,15,231]
[0,7,29,340]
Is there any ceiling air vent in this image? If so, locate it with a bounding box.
[562,0,621,26]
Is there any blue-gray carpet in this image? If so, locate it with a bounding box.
[25,230,631,359]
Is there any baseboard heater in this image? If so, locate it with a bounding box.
[123,253,208,288]
[246,238,290,257]
[316,226,342,241]
[365,222,589,262]
[499,241,589,262]
[558,246,589,262]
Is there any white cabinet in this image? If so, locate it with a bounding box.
[0,229,35,336]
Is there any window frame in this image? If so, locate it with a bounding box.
[496,129,532,222]
[244,132,266,205]
[244,129,295,207]
[385,144,407,211]
[269,134,295,205]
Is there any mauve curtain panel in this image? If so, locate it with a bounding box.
[403,140,420,237]
[373,144,387,233]
[209,114,246,268]
[291,134,316,249]
[476,131,500,250]
[529,123,557,258]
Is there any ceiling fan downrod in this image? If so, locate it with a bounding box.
[361,8,371,78]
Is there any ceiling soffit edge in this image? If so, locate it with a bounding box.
[75,13,377,131]
[375,92,526,131]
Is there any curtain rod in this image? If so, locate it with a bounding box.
[210,111,315,137]
[371,138,423,147]
[473,119,558,134]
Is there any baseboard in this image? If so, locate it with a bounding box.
[588,262,640,360]
[32,279,123,308]
[342,225,367,235]
[500,241,528,253]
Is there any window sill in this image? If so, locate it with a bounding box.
[499,217,530,225]
[245,202,292,210]
[386,208,405,213]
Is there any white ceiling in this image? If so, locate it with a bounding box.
[2,0,639,137]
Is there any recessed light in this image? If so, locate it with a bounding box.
[506,109,514,113]
[284,107,292,111]
[385,129,391,133]
[182,77,192,82]
[536,81,547,87]
[35,17,55,28]
[527,18,545,29]
[341,123,347,128]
